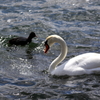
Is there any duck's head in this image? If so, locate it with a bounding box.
[29,32,37,38]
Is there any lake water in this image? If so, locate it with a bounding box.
[0,0,100,99]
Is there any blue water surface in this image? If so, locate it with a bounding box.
[0,0,100,99]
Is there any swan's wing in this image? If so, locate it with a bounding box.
[64,53,100,75]
[66,53,100,69]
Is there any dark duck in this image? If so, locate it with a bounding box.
[9,32,36,45]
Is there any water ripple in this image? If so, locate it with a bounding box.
[0,0,100,100]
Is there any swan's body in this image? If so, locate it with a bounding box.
[44,35,100,76]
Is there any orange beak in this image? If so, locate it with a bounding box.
[44,44,49,53]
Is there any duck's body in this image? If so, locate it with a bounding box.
[9,37,28,45]
[44,35,100,76]
[9,32,36,45]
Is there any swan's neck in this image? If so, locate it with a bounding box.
[48,38,68,73]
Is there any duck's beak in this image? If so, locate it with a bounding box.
[34,34,37,38]
[35,34,37,37]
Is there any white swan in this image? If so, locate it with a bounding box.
[44,35,100,76]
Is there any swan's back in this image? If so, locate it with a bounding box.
[66,53,100,69]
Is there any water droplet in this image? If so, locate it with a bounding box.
[7,19,11,23]
[29,10,32,12]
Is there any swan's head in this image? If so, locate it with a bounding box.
[44,35,63,53]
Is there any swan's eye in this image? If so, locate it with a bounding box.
[44,40,48,46]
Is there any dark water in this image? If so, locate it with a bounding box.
[0,0,100,99]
